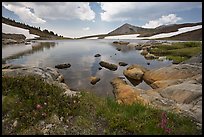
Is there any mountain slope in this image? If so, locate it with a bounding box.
[2,16,71,39]
[157,28,202,41]
[138,22,202,37]
[107,23,150,35]
[79,22,202,41]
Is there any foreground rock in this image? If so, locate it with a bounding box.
[111,78,147,105]
[110,77,202,125]
[181,52,202,64]
[55,63,71,69]
[90,77,100,85]
[123,65,148,81]
[143,63,202,88]
[111,59,202,126]
[99,61,118,71]
[2,64,77,97]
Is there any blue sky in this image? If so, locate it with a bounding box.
[2,2,202,38]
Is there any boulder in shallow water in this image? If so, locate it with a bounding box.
[94,54,101,57]
[145,53,158,60]
[55,63,71,69]
[123,65,147,81]
[99,61,118,71]
[90,77,100,85]
[140,50,148,55]
[119,62,128,66]
[113,41,129,45]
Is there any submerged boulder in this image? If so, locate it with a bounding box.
[99,61,118,71]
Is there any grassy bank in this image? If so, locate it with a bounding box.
[149,42,202,63]
[2,75,201,135]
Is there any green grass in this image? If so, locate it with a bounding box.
[2,75,79,134]
[2,75,201,135]
[166,56,188,64]
[150,42,202,63]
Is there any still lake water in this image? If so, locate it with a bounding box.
[3,39,173,97]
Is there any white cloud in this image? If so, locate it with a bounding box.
[2,2,95,23]
[82,27,90,31]
[2,3,46,24]
[142,14,182,28]
[99,2,201,22]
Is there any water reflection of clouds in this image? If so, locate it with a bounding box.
[90,56,101,76]
[6,40,174,97]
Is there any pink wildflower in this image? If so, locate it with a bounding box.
[36,104,43,110]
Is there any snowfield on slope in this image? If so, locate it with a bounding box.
[99,25,202,39]
[2,23,40,39]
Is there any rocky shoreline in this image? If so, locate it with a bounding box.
[2,33,27,45]
[2,64,77,97]
[111,57,202,127]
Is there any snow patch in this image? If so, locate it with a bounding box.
[148,25,202,39]
[102,25,202,39]
[86,37,98,39]
[2,23,40,39]
[104,34,140,39]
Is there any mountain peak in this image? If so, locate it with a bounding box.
[122,23,132,26]
[108,23,144,35]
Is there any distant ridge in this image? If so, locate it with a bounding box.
[78,22,202,41]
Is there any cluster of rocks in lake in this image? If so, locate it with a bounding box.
[112,40,167,61]
[2,33,27,45]
[110,53,202,128]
